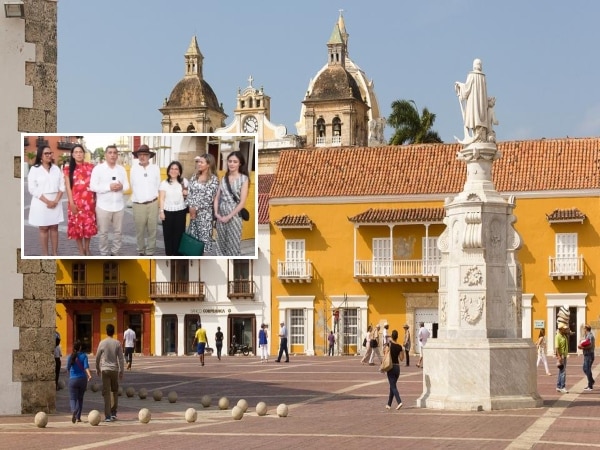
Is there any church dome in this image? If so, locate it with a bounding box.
[167,76,221,110]
[309,65,363,102]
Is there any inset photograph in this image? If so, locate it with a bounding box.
[22,133,258,259]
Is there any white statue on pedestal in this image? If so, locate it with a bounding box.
[454,58,498,144]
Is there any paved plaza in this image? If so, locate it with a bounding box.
[0,354,599,449]
[22,189,255,258]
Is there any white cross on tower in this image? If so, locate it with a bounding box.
[248,75,254,87]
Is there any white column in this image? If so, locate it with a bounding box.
[154,313,163,356]
[177,313,186,356]
[521,294,533,339]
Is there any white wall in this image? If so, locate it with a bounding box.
[0,14,35,414]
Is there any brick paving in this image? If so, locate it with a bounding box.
[0,354,599,449]
[22,189,254,257]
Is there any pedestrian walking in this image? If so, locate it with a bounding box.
[67,340,92,423]
[193,322,209,366]
[361,325,373,364]
[54,335,62,391]
[384,329,404,411]
[403,324,411,367]
[123,324,136,370]
[535,328,551,376]
[555,323,570,394]
[369,324,383,365]
[258,324,269,362]
[95,323,125,422]
[581,324,595,391]
[276,321,289,363]
[215,326,224,360]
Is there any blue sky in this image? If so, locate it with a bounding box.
[58,1,600,143]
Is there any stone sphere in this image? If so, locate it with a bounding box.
[276,403,289,417]
[34,411,48,428]
[255,402,268,416]
[138,388,148,399]
[91,383,100,393]
[125,387,135,398]
[153,389,163,401]
[88,409,101,426]
[231,405,243,420]
[138,408,151,424]
[218,396,230,410]
[167,391,178,403]
[185,407,197,423]
[236,398,249,412]
[200,395,211,408]
[57,379,66,390]
[118,386,123,396]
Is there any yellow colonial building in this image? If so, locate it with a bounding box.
[55,259,154,355]
[268,138,600,356]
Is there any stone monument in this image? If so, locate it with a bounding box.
[416,59,542,411]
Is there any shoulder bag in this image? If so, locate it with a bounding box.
[224,175,249,221]
[380,346,393,372]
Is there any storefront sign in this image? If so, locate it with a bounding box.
[534,320,545,329]
[191,308,228,314]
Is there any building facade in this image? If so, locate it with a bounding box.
[268,139,600,356]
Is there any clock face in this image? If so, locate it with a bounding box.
[243,116,258,133]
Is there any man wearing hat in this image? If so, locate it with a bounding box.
[276,321,289,363]
[402,324,411,366]
[130,144,161,256]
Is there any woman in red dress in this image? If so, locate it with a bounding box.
[63,144,97,255]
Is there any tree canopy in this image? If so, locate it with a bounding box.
[387,99,443,145]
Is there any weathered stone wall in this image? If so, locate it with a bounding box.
[13,0,58,414]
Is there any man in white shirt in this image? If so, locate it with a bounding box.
[417,322,431,368]
[129,144,161,256]
[90,145,130,256]
[123,325,136,370]
[276,321,289,363]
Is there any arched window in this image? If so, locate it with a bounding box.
[332,117,342,136]
[316,118,326,137]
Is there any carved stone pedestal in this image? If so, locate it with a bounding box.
[417,339,542,411]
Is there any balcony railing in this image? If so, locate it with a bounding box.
[354,259,439,282]
[150,281,205,301]
[56,282,127,302]
[548,256,584,280]
[57,140,77,150]
[227,279,255,299]
[331,135,342,145]
[277,260,313,283]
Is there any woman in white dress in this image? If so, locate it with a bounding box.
[28,146,65,255]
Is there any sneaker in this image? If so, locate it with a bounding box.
[110,415,117,421]
[396,403,403,410]
[584,387,593,392]
[559,388,569,394]
[385,405,391,410]
[104,418,112,422]
[71,412,76,423]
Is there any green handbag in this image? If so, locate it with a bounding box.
[178,228,205,256]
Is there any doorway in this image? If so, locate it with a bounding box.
[228,315,255,352]
[124,313,142,353]
[74,313,93,353]
[162,315,177,355]
[555,306,578,353]
[185,314,200,355]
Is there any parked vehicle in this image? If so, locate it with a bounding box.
[228,335,250,356]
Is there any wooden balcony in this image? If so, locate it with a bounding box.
[150,281,205,301]
[227,280,256,300]
[549,256,584,280]
[277,260,313,283]
[56,282,128,303]
[354,259,439,283]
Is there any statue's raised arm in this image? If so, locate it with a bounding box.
[455,58,493,144]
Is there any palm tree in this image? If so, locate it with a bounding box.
[387,99,442,145]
